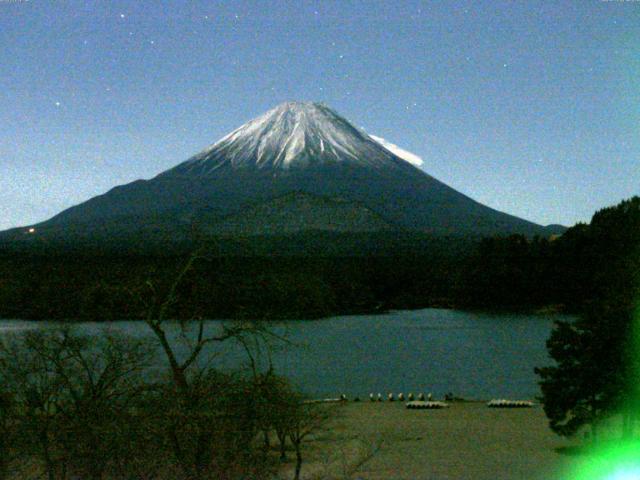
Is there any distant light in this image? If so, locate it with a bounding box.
[27,228,35,234]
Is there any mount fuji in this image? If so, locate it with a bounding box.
[1,102,561,249]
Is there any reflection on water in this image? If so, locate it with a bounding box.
[0,309,569,400]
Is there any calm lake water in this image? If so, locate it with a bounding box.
[0,309,568,400]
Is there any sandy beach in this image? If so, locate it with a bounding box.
[288,401,581,480]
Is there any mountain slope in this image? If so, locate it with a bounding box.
[208,192,393,236]
[1,101,562,248]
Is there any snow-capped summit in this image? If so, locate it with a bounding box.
[165,101,417,175]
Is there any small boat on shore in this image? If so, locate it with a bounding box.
[487,399,534,408]
[405,400,449,409]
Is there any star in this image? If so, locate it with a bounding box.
[339,54,344,59]
[149,40,155,45]
[503,63,508,68]
[54,101,61,107]
[119,13,125,19]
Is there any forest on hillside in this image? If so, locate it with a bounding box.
[0,196,638,321]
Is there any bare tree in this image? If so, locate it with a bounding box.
[264,391,334,480]
[135,250,281,479]
[49,330,155,480]
[138,249,262,394]
[0,330,69,480]
[290,403,331,480]
[0,328,155,480]
[259,375,295,462]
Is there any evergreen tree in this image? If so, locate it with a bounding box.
[536,196,640,440]
[535,303,632,438]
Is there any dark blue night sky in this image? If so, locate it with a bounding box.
[1,0,638,229]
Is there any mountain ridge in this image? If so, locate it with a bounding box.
[0,101,565,249]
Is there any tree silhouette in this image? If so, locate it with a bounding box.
[536,196,640,440]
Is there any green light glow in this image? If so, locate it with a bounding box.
[609,469,640,480]
[570,297,640,480]
[569,441,640,480]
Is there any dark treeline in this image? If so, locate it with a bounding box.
[459,196,640,312]
[0,196,638,320]
[0,252,466,321]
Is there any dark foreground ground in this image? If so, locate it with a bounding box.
[283,401,581,480]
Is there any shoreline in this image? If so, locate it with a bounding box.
[0,302,570,323]
[291,401,580,480]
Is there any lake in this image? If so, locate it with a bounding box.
[0,309,567,400]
